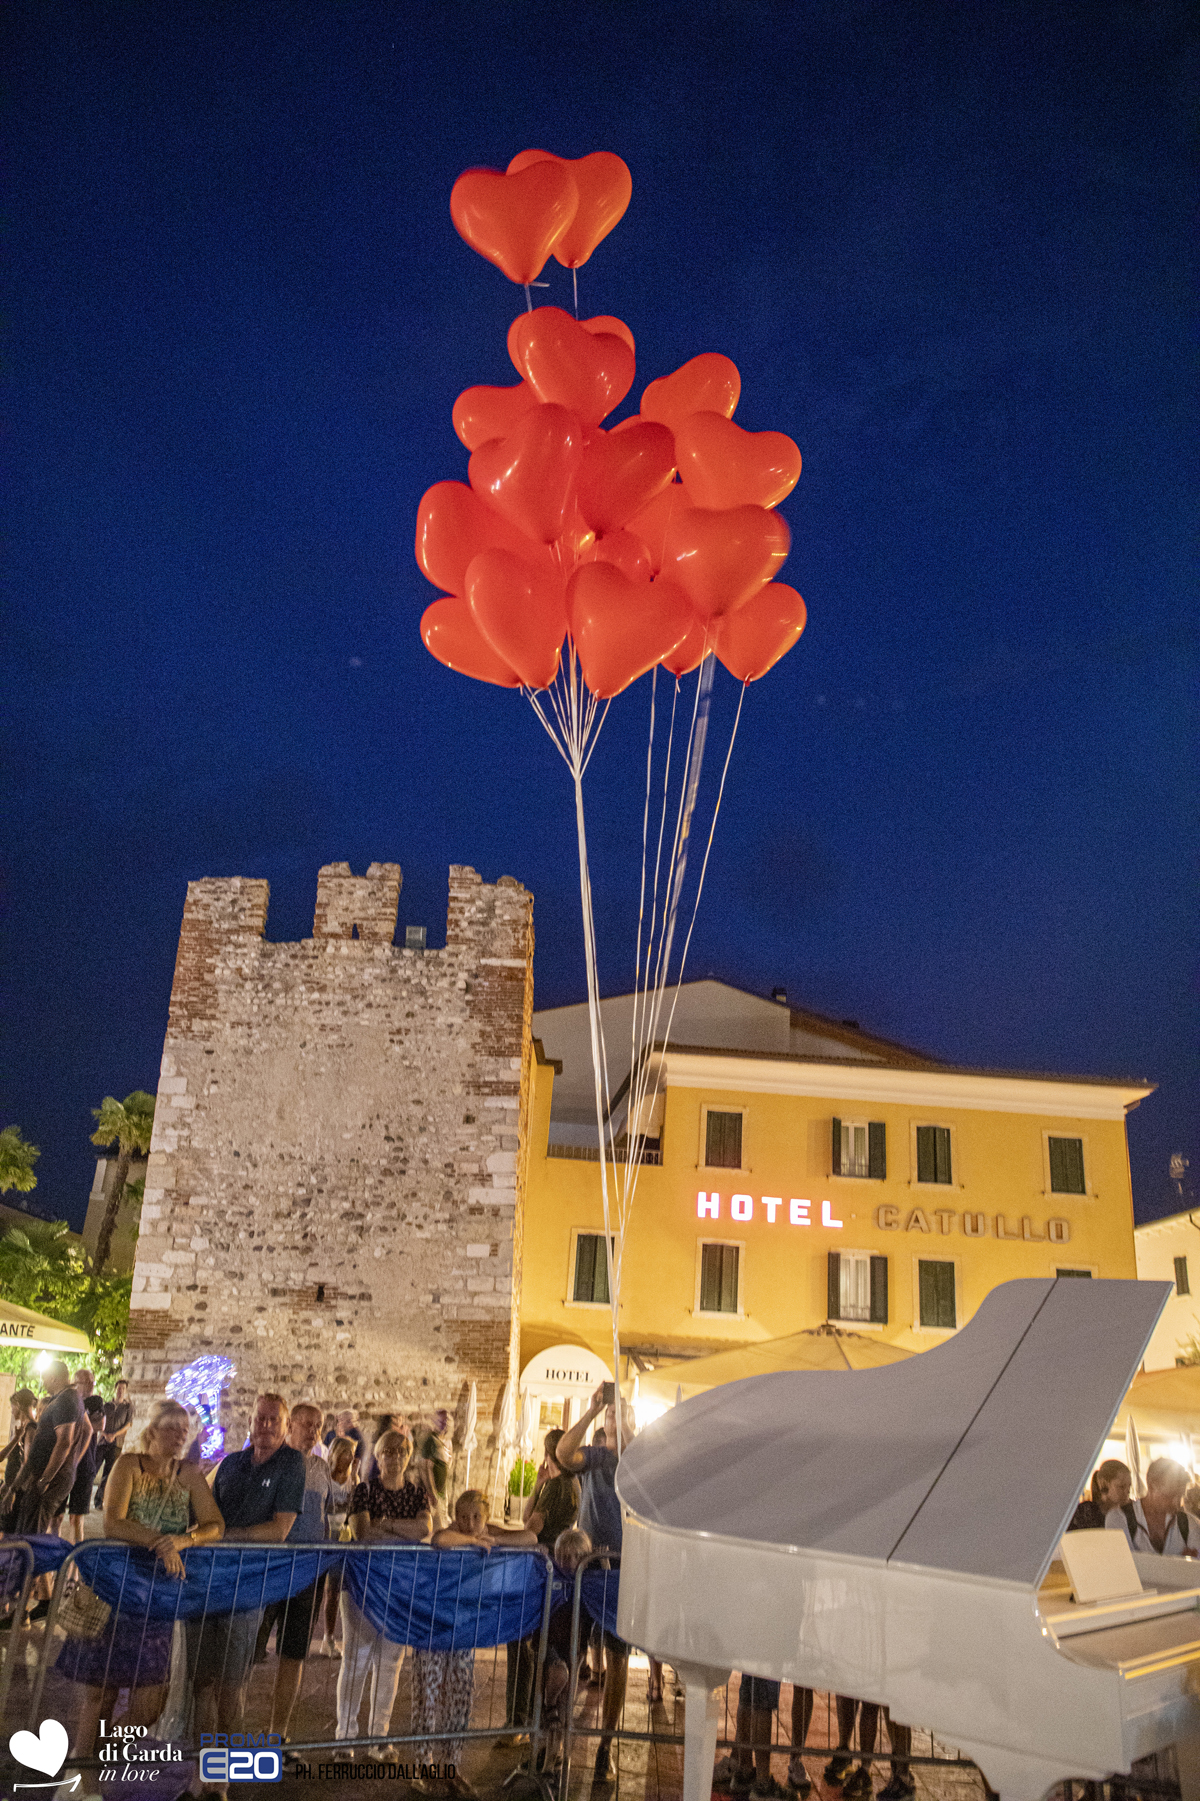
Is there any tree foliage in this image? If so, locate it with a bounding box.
[0,1220,130,1387]
[0,1126,40,1195]
[90,1090,155,1274]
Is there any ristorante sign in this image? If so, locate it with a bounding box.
[696,1191,1071,1243]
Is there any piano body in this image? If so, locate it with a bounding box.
[616,1278,1200,1801]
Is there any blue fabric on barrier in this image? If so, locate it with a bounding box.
[580,1569,620,1637]
[76,1542,346,1622]
[344,1547,554,1650]
[0,1534,73,1579]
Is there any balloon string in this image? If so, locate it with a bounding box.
[524,284,533,313]
[573,267,579,319]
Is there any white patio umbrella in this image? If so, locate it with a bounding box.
[516,1390,538,1504]
[492,1380,518,1517]
[0,1299,90,1355]
[458,1382,478,1491]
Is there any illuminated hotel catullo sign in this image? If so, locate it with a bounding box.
[697,1191,1071,1243]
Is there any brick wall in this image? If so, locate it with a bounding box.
[126,861,534,1486]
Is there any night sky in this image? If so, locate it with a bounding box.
[6,1,1195,1233]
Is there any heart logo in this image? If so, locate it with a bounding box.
[510,307,635,427]
[450,163,579,286]
[641,353,741,434]
[507,150,632,269]
[663,505,791,618]
[11,1720,69,1777]
[674,411,801,511]
[716,582,807,683]
[567,564,692,698]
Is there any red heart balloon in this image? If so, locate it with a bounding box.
[662,611,715,678]
[415,481,551,595]
[577,421,676,534]
[510,307,635,427]
[675,411,802,510]
[567,564,693,699]
[716,582,807,682]
[586,528,651,584]
[626,480,693,574]
[581,314,635,355]
[450,163,579,286]
[507,150,632,268]
[453,380,538,451]
[641,353,741,434]
[506,310,634,377]
[468,403,586,544]
[664,505,791,618]
[421,596,522,688]
[467,549,566,690]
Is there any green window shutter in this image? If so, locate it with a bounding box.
[831,1118,842,1176]
[916,1127,935,1184]
[868,1121,886,1181]
[700,1244,739,1313]
[869,1255,888,1324]
[1176,1256,1190,1296]
[574,1234,610,1304]
[919,1260,956,1329]
[935,1127,952,1184]
[1057,1267,1092,1278]
[706,1111,743,1170]
[828,1251,841,1320]
[1049,1136,1085,1195]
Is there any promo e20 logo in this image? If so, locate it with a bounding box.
[199,1747,281,1783]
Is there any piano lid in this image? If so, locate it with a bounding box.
[616,1277,1170,1587]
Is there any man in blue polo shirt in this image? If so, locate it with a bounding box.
[188,1393,305,1780]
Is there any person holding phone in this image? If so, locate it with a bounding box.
[555,1384,637,1785]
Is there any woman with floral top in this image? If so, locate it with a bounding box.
[335,1430,430,1757]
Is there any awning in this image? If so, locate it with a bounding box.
[1111,1365,1200,1438]
[639,1324,915,1403]
[519,1343,612,1402]
[0,1299,91,1354]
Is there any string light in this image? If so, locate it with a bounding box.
[167,1355,235,1459]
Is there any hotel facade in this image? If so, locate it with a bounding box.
[518,983,1153,1391]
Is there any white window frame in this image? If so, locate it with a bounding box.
[698,1105,748,1174]
[1041,1130,1093,1199]
[693,1237,745,1320]
[911,1254,961,1336]
[831,1117,874,1181]
[831,1247,876,1327]
[565,1228,617,1311]
[908,1121,960,1190]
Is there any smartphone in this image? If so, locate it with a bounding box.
[600,1382,615,1405]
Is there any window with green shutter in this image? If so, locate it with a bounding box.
[572,1233,614,1304]
[1056,1268,1092,1278]
[699,1243,740,1314]
[918,1259,957,1329]
[1048,1136,1086,1195]
[1175,1256,1190,1297]
[916,1125,952,1185]
[705,1110,743,1169]
[827,1251,889,1324]
[832,1119,886,1179]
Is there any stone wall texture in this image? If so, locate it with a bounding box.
[126,861,534,1477]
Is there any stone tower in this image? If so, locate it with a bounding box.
[126,861,534,1475]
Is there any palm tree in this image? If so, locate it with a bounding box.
[90,1092,155,1273]
[0,1126,39,1195]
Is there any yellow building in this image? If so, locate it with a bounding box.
[519,982,1153,1388]
[1134,1210,1200,1370]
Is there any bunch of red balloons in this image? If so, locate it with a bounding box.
[417,149,807,699]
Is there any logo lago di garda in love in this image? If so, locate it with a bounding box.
[696,1192,1072,1243]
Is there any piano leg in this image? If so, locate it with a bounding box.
[1175,1729,1200,1801]
[676,1661,732,1801]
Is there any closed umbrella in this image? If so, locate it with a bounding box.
[1126,1416,1145,1499]
[458,1382,478,1492]
[492,1380,518,1517]
[517,1389,537,1500]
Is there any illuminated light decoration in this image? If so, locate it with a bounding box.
[696,1191,1067,1242]
[167,1355,236,1459]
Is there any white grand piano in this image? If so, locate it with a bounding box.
[617,1278,1200,1801]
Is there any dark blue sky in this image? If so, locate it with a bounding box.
[5,1,1196,1231]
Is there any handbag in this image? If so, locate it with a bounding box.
[59,1459,182,1641]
